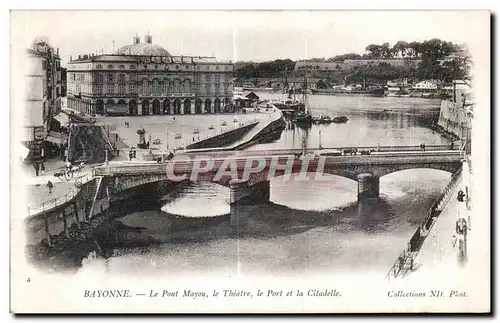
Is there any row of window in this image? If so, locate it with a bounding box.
[90,84,231,96]
[93,64,231,71]
[71,73,228,84]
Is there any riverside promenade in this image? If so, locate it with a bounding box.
[387,157,489,300]
[407,158,487,281]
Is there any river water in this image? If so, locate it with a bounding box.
[79,93,453,277]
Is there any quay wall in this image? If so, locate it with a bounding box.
[234,112,286,150]
[185,109,285,153]
[185,122,258,150]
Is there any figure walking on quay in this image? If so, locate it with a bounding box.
[46,180,53,194]
[33,161,41,176]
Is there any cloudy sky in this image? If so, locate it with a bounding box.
[11,10,488,65]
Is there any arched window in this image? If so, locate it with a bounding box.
[163,80,169,93]
[173,79,180,93]
[183,79,191,93]
[152,79,160,95]
[141,79,149,94]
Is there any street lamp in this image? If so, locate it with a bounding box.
[166,130,169,150]
[318,129,322,149]
[105,145,109,165]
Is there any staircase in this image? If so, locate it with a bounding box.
[85,177,102,220]
[69,125,114,164]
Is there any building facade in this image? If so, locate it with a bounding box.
[23,38,63,158]
[67,35,234,116]
[412,80,439,90]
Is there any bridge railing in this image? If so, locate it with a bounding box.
[27,188,80,218]
[318,144,459,152]
[27,173,93,218]
[93,150,462,176]
[385,166,463,280]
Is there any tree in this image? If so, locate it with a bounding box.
[407,41,422,58]
[365,44,382,58]
[440,56,472,82]
[380,42,393,58]
[327,53,362,62]
[392,41,409,58]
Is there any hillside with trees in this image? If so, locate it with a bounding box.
[234,39,470,85]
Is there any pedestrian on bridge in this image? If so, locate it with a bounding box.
[46,180,53,194]
[33,162,40,176]
[40,162,45,176]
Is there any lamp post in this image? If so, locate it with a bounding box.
[105,146,109,165]
[318,129,322,149]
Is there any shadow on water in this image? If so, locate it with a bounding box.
[95,185,400,258]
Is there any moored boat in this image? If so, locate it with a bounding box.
[293,75,313,127]
[332,116,349,123]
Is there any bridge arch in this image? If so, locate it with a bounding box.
[366,163,463,178]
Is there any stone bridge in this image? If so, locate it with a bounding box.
[93,146,464,205]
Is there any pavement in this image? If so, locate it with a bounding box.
[21,157,95,216]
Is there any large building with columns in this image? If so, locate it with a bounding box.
[67,34,233,116]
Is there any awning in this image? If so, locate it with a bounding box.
[45,134,63,144]
[19,143,30,159]
[53,112,70,127]
[233,95,250,101]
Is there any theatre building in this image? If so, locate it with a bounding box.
[67,34,234,116]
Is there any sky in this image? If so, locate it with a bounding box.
[11,10,489,66]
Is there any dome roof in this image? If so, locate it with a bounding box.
[115,43,171,56]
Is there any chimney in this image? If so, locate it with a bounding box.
[78,55,82,60]
[145,34,152,44]
[133,35,140,44]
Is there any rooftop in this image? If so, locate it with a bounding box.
[115,34,170,56]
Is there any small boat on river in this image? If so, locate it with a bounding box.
[313,115,333,124]
[332,116,349,123]
[208,125,215,130]
[222,121,227,126]
[193,127,200,134]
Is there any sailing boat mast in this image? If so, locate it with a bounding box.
[284,65,288,95]
[303,73,309,115]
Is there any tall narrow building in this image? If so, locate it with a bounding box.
[23,38,63,159]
